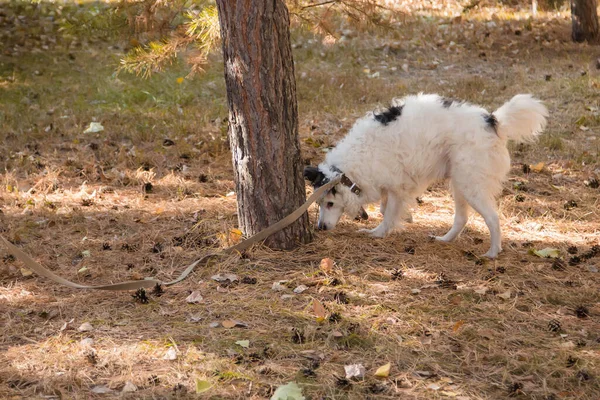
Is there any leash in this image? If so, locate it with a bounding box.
[0,178,340,291]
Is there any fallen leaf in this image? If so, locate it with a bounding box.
[497,290,511,300]
[196,379,212,394]
[91,385,112,394]
[312,299,327,322]
[452,320,465,332]
[235,340,250,348]
[221,320,248,329]
[332,331,344,338]
[428,383,441,390]
[78,322,94,332]
[344,364,366,379]
[272,280,288,291]
[163,347,177,360]
[83,122,104,134]
[271,382,305,400]
[211,273,239,283]
[20,268,33,277]
[294,285,309,294]
[374,362,391,378]
[122,381,137,393]
[186,291,203,303]
[319,258,334,274]
[529,162,545,173]
[529,247,560,258]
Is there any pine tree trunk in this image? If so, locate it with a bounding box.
[571,0,600,43]
[215,0,312,249]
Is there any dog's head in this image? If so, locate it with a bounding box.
[304,166,366,231]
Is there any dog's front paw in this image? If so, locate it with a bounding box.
[358,226,388,238]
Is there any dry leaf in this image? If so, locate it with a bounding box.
[319,258,334,274]
[529,247,560,258]
[272,280,288,291]
[529,162,545,173]
[196,379,212,394]
[497,290,511,299]
[312,299,327,322]
[20,268,33,277]
[78,322,94,332]
[452,320,465,332]
[294,285,309,294]
[344,364,366,379]
[235,340,250,348]
[163,347,177,360]
[211,274,239,283]
[186,291,203,304]
[221,320,247,329]
[374,362,391,378]
[122,381,137,393]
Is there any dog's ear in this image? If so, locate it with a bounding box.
[355,207,369,221]
[304,166,325,186]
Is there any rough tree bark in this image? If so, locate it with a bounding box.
[571,0,599,43]
[215,0,312,249]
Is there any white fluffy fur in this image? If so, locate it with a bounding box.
[313,93,548,258]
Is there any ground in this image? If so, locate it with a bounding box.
[1,1,600,399]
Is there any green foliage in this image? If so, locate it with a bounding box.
[118,0,394,78]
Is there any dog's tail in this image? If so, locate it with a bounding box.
[493,94,548,143]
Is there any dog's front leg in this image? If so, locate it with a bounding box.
[359,194,403,238]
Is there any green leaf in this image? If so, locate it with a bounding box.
[529,247,560,258]
[195,379,212,394]
[270,382,305,400]
[235,340,250,348]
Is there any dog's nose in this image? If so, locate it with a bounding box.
[317,222,328,231]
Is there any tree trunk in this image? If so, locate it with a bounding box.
[571,0,599,43]
[215,0,312,249]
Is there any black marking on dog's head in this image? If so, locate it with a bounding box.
[374,105,403,126]
[304,166,329,188]
[330,186,337,196]
[484,113,498,132]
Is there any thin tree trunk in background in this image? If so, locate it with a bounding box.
[215,0,312,249]
[571,0,599,43]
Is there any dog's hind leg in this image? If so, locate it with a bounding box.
[463,193,502,259]
[360,193,404,238]
[435,186,469,243]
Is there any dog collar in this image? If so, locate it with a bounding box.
[331,166,362,196]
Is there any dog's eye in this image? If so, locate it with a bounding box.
[326,202,334,208]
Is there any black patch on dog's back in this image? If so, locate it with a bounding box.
[441,97,455,108]
[441,97,465,108]
[484,113,498,133]
[374,105,403,126]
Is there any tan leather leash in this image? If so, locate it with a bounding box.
[0,178,340,291]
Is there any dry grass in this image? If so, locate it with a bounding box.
[1,1,600,399]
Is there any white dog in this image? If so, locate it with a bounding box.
[304,94,548,258]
